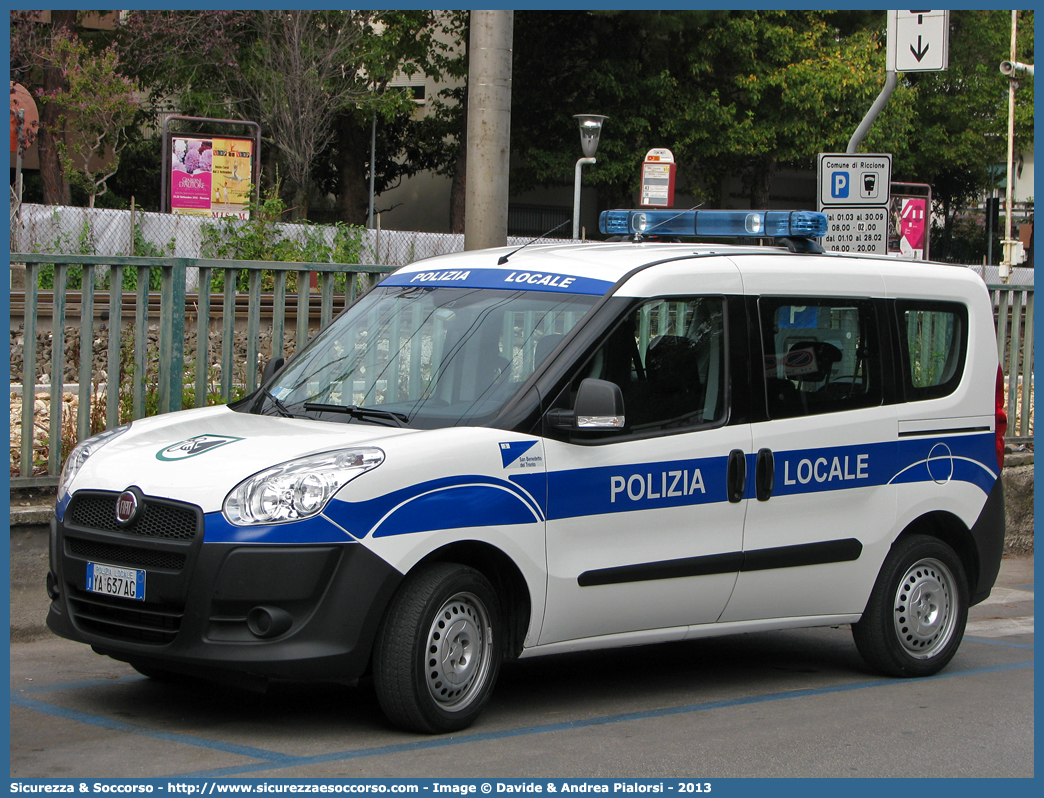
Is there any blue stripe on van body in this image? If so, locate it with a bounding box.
[892,431,998,494]
[200,433,997,543]
[327,474,546,539]
[383,267,614,296]
[203,512,356,544]
[546,455,731,520]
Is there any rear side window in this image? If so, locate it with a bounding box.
[759,297,882,419]
[895,301,968,400]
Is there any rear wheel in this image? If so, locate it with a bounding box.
[373,562,502,733]
[853,535,968,678]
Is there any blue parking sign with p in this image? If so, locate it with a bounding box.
[831,171,850,199]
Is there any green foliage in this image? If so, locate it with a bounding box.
[43,32,140,208]
[510,9,1029,222]
[511,11,908,210]
[200,184,366,292]
[115,330,245,427]
[201,185,364,263]
[116,10,463,222]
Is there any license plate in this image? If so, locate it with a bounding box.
[86,562,146,601]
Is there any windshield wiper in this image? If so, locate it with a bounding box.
[302,402,410,428]
[263,389,301,419]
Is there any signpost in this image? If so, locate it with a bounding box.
[639,148,677,208]
[887,10,950,73]
[817,153,892,255]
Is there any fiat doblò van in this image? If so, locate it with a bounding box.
[47,209,1006,733]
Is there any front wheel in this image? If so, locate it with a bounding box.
[853,535,968,678]
[373,563,502,733]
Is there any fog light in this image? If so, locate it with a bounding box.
[46,571,60,600]
[246,606,293,639]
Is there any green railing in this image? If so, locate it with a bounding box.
[10,254,393,487]
[990,284,1034,443]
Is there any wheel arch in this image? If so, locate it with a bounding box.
[413,540,533,660]
[894,511,979,596]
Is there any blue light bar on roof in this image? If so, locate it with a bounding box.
[598,209,828,239]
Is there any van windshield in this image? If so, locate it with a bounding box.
[256,285,600,428]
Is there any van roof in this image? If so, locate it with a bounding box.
[386,240,986,298]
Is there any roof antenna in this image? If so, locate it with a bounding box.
[498,218,571,265]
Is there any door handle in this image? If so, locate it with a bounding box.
[756,448,774,502]
[727,449,746,503]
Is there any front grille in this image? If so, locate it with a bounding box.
[66,588,183,645]
[69,494,199,540]
[68,538,187,571]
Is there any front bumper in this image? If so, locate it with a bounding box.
[45,490,402,684]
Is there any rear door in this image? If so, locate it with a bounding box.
[721,260,898,623]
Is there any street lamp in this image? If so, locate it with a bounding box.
[572,114,607,239]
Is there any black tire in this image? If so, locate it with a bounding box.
[853,534,969,678]
[373,562,502,733]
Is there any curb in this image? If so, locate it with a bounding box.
[10,506,54,527]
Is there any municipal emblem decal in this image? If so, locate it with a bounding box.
[156,434,243,461]
[499,440,542,470]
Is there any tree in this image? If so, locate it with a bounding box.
[669,11,915,207]
[510,11,912,213]
[10,9,79,204]
[241,11,377,220]
[46,33,139,208]
[316,11,468,226]
[117,10,466,225]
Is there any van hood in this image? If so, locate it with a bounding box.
[65,405,415,512]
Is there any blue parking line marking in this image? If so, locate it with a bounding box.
[15,660,1026,779]
[964,637,1035,650]
[10,692,292,765]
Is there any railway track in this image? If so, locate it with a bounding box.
[9,290,350,323]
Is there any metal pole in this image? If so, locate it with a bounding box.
[572,157,596,240]
[1000,10,1018,283]
[14,110,25,226]
[367,114,376,229]
[847,71,897,154]
[464,10,514,251]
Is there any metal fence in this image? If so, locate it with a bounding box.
[991,284,1034,442]
[8,255,1034,487]
[10,203,575,272]
[10,253,392,487]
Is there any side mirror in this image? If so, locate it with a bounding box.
[260,357,284,386]
[547,378,625,431]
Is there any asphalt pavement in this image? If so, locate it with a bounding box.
[8,522,1034,779]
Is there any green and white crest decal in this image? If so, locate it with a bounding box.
[156,434,243,461]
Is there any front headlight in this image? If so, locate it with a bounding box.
[58,424,131,501]
[223,447,384,526]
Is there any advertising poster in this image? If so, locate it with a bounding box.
[170,135,253,218]
[889,196,928,260]
[898,197,927,259]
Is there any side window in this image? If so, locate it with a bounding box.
[760,297,882,419]
[895,300,967,400]
[574,296,728,434]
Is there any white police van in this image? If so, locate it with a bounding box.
[47,208,1007,734]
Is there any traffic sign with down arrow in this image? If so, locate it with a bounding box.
[887,10,950,73]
